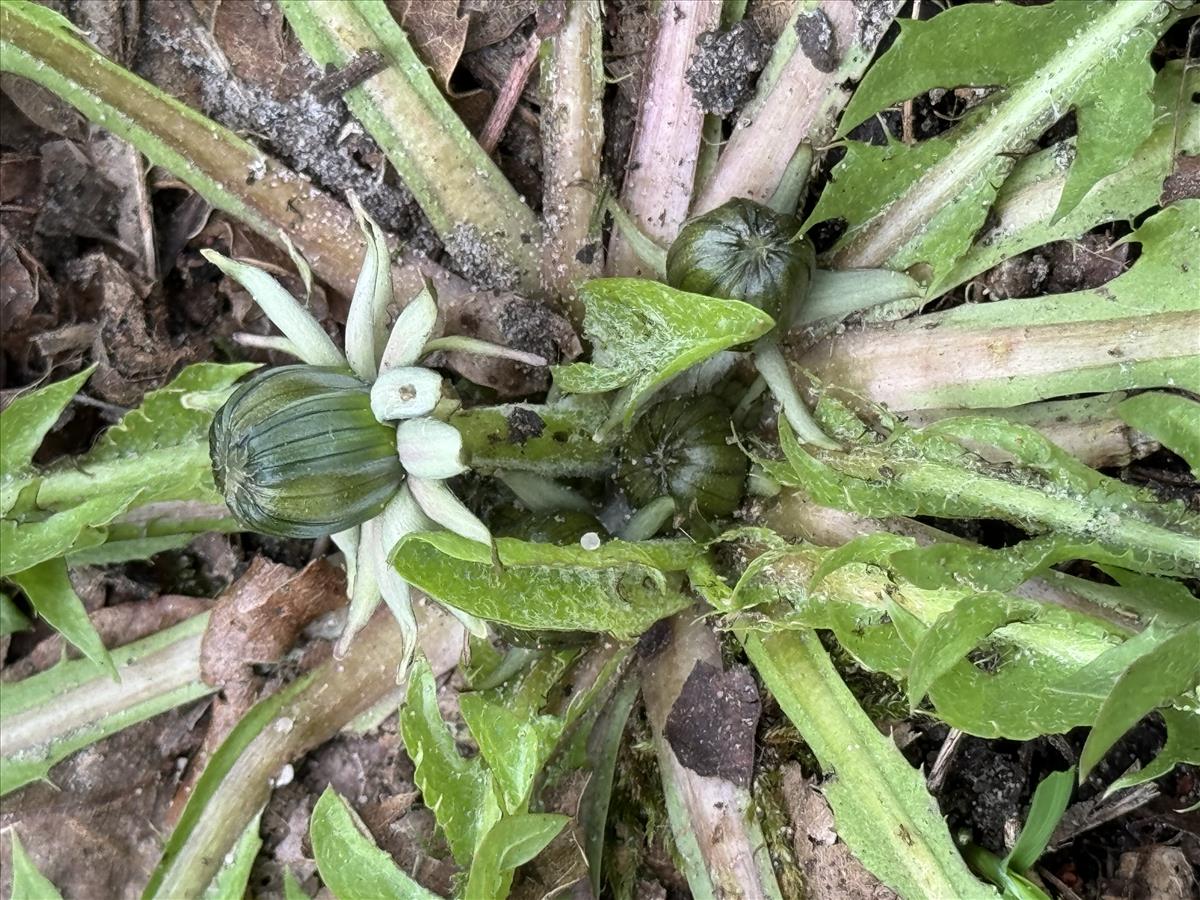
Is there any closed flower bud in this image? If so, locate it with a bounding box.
[666,198,815,323]
[210,365,404,537]
[617,395,748,517]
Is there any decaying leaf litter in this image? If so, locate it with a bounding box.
[1,1,1198,899]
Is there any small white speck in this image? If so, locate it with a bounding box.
[274,763,295,787]
[580,532,601,551]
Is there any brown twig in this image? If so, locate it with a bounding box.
[479,1,567,155]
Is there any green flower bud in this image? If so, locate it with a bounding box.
[665,198,815,323]
[617,395,748,518]
[210,365,404,538]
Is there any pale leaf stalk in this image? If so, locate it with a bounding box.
[539,0,605,315]
[279,0,542,293]
[641,612,784,900]
[693,1,900,213]
[606,0,722,277]
[741,627,995,899]
[794,307,1198,412]
[1,615,213,796]
[149,607,464,899]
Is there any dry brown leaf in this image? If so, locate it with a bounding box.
[63,253,188,405]
[461,0,537,53]
[170,558,347,825]
[387,0,471,91]
[199,557,345,688]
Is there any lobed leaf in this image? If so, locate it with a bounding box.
[906,593,1042,709]
[0,366,94,514]
[0,590,31,636]
[463,814,570,900]
[734,545,1125,739]
[552,278,773,433]
[0,488,142,578]
[391,533,700,638]
[310,788,438,900]
[814,0,1172,277]
[1078,621,1200,779]
[937,61,1198,294]
[1108,706,1200,793]
[772,393,1200,580]
[400,658,501,865]
[459,693,562,814]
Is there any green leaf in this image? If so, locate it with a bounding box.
[815,0,1172,275]
[87,363,257,463]
[1118,392,1200,477]
[772,395,1200,580]
[1006,767,1075,874]
[463,814,570,900]
[552,278,773,432]
[733,543,1124,739]
[1079,621,1200,779]
[907,593,1042,708]
[889,535,1187,597]
[7,558,115,680]
[1051,619,1181,704]
[0,590,31,636]
[842,2,1164,221]
[0,488,142,577]
[936,61,1198,294]
[742,628,995,899]
[32,362,257,512]
[0,366,94,512]
[810,533,916,588]
[310,788,439,900]
[1108,707,1200,792]
[8,831,64,900]
[203,809,263,900]
[400,658,501,865]
[459,693,562,813]
[392,533,699,638]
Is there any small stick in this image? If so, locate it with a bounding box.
[927,727,965,793]
[310,50,388,103]
[479,3,567,154]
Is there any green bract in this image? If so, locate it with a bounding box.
[666,198,815,322]
[210,366,403,538]
[617,396,748,517]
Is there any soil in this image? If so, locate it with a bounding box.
[1,2,1197,899]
